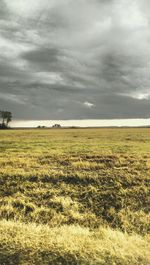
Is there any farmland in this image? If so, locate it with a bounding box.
[0,128,150,264]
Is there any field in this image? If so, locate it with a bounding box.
[0,128,150,265]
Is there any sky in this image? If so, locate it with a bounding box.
[0,0,150,125]
[12,119,150,128]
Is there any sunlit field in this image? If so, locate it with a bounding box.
[0,128,150,264]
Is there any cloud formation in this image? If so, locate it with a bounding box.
[0,0,150,119]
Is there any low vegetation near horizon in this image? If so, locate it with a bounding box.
[0,128,150,264]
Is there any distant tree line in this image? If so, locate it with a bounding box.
[37,124,61,129]
[0,111,12,129]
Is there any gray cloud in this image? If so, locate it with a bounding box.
[0,0,150,120]
[0,1,9,19]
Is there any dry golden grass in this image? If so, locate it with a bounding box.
[0,128,150,264]
[0,220,150,265]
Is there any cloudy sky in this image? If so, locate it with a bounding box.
[0,0,150,122]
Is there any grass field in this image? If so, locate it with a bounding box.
[0,128,150,264]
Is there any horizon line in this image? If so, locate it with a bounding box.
[11,118,150,128]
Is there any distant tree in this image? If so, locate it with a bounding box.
[37,125,46,129]
[0,110,12,128]
[52,124,61,128]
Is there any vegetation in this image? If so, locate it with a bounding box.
[0,110,12,129]
[0,128,150,264]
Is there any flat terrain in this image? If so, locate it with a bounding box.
[0,128,150,264]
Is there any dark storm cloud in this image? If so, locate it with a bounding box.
[0,1,9,19]
[1,0,150,119]
[21,47,61,72]
[22,48,60,64]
